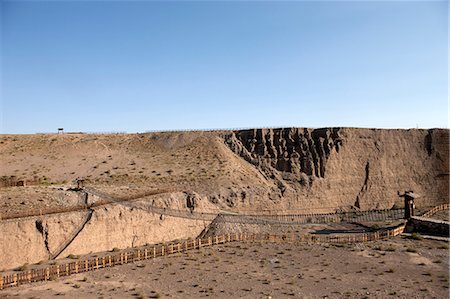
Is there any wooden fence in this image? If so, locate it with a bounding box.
[0,178,41,188]
[421,203,450,218]
[0,222,406,290]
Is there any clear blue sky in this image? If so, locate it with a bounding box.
[1,1,448,133]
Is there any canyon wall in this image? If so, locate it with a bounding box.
[222,128,449,212]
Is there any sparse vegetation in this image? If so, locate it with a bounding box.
[385,245,396,252]
[437,244,449,250]
[408,233,423,240]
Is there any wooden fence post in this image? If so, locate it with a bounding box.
[144,249,148,259]
[75,262,79,274]
[0,275,3,290]
[108,256,112,267]
[153,247,156,258]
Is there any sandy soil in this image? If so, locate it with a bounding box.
[0,132,268,218]
[1,236,448,299]
[0,186,83,219]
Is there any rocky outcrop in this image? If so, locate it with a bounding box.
[225,128,343,181]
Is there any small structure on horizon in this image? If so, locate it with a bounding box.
[58,128,64,134]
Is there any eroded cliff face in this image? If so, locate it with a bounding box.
[225,128,342,180]
[222,128,449,212]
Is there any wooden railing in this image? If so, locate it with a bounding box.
[421,203,450,218]
[0,222,406,290]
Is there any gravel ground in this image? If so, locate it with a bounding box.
[1,236,448,299]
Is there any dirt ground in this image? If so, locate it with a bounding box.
[1,236,448,299]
